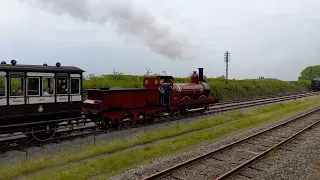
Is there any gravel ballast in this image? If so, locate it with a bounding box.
[248,123,320,180]
[109,106,320,180]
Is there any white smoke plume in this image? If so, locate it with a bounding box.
[21,0,191,60]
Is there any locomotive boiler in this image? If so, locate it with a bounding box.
[155,68,216,112]
[172,68,211,103]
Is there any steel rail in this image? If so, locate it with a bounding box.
[141,107,320,180]
[215,118,320,180]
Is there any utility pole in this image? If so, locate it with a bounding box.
[224,51,230,84]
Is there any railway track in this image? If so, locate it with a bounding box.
[0,92,318,153]
[141,107,320,180]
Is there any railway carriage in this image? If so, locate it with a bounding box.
[0,60,84,141]
[311,78,320,91]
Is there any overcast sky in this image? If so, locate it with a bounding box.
[0,0,319,80]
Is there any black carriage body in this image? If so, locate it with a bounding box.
[0,63,84,129]
[311,78,320,91]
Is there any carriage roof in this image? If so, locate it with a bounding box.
[0,63,84,73]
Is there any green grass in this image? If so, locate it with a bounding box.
[316,160,320,165]
[1,96,318,180]
[83,73,311,101]
[269,146,278,157]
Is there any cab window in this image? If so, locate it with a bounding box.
[27,77,40,96]
[0,77,5,97]
[57,78,68,95]
[42,77,54,96]
[10,77,24,96]
[70,78,80,95]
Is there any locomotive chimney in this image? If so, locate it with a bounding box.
[198,68,204,82]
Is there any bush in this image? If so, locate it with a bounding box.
[83,73,311,101]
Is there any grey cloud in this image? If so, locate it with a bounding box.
[4,0,320,81]
[21,0,191,60]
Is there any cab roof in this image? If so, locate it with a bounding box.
[0,63,84,73]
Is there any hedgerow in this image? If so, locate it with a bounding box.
[83,73,311,101]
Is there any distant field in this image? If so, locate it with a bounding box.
[83,73,311,101]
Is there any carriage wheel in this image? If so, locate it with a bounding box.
[95,120,108,129]
[94,117,113,129]
[31,124,57,141]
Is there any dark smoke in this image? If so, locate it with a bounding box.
[22,0,190,60]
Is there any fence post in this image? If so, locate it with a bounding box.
[25,133,28,160]
[177,108,181,125]
[222,102,224,116]
[235,100,238,112]
[144,115,147,133]
[93,126,96,146]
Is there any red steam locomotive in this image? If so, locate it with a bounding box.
[82,68,219,128]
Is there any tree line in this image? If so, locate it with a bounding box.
[299,65,320,80]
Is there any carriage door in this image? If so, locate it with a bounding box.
[9,72,25,105]
[26,72,55,104]
[0,71,6,106]
[70,74,82,103]
[56,73,69,102]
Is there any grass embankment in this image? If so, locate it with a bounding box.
[1,96,319,180]
[83,74,310,101]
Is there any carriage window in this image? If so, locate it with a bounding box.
[70,78,80,94]
[10,77,24,96]
[27,78,40,96]
[42,77,54,96]
[0,77,5,97]
[57,78,68,95]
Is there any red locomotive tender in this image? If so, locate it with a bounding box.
[82,68,218,128]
